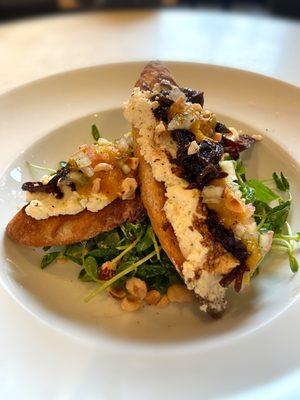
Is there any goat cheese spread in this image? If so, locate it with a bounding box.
[124,87,228,312]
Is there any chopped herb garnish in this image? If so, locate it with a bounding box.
[92,124,101,142]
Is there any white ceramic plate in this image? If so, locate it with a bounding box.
[1,62,300,399]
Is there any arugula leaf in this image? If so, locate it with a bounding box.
[92,124,101,142]
[247,179,279,203]
[83,256,99,282]
[41,252,60,269]
[273,172,290,192]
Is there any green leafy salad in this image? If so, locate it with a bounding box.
[234,159,300,273]
[35,125,299,309]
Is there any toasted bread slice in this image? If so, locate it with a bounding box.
[133,61,185,269]
[133,62,189,271]
[127,62,243,315]
[132,127,185,270]
[6,197,144,247]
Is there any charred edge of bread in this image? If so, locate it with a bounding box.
[6,196,145,247]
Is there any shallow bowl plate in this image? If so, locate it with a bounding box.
[1,62,300,399]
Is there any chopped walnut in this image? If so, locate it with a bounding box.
[252,134,263,141]
[187,140,199,155]
[121,177,137,200]
[126,157,139,171]
[94,162,113,172]
[91,177,101,193]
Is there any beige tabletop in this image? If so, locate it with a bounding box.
[1,9,300,94]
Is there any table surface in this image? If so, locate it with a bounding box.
[1,9,300,400]
[1,9,300,95]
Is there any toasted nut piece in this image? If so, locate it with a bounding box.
[94,162,113,172]
[120,296,141,312]
[126,157,139,171]
[156,294,169,308]
[109,286,126,299]
[121,177,137,200]
[91,177,101,193]
[187,140,199,155]
[126,277,147,300]
[121,164,131,174]
[252,134,263,141]
[145,290,161,305]
[167,284,193,304]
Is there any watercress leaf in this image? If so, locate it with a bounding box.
[65,255,82,265]
[280,172,290,191]
[240,184,256,204]
[272,172,284,191]
[88,249,107,259]
[247,179,278,203]
[95,231,120,259]
[272,172,290,192]
[289,253,299,273]
[264,201,291,233]
[135,264,167,279]
[83,256,98,281]
[78,269,94,282]
[41,252,60,269]
[64,243,84,263]
[91,124,101,141]
[136,226,153,253]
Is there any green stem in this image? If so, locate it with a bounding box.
[84,249,158,302]
[110,230,144,265]
[26,161,56,174]
[150,228,160,261]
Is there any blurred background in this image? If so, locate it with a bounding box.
[1,0,300,21]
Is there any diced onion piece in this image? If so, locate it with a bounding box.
[73,151,91,169]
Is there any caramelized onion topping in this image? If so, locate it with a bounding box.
[22,166,71,199]
[171,130,227,189]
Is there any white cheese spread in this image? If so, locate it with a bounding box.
[124,87,228,312]
[25,186,111,220]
